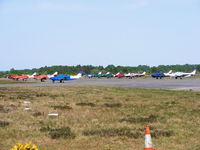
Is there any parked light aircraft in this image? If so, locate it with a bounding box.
[134,72,146,77]
[85,72,113,78]
[34,72,58,82]
[151,70,172,79]
[125,72,146,78]
[50,75,73,83]
[101,72,114,78]
[9,73,37,81]
[168,70,196,79]
[105,73,114,78]
[84,74,95,78]
[50,72,82,83]
[8,75,20,80]
[115,72,125,78]
[94,72,103,78]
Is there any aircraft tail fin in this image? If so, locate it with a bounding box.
[32,72,37,76]
[77,72,83,77]
[98,72,102,74]
[191,70,196,75]
[168,70,172,74]
[142,72,146,75]
[53,72,58,75]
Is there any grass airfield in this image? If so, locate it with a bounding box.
[0,86,200,150]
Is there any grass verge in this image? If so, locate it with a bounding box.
[0,86,199,150]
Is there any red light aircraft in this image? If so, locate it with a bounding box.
[115,72,125,78]
[34,72,58,82]
[8,73,36,81]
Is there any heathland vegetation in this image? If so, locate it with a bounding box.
[0,64,200,77]
[0,86,199,150]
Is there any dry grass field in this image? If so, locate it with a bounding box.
[0,86,200,150]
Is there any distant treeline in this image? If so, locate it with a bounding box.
[0,64,199,77]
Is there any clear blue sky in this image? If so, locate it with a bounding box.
[0,0,200,70]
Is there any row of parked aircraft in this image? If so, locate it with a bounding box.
[7,70,197,83]
[8,72,58,81]
[151,70,196,79]
[8,72,82,83]
[85,72,146,78]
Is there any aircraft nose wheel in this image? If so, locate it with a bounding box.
[60,79,64,83]
[41,78,45,82]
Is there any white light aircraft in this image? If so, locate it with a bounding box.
[169,70,196,79]
[125,72,146,78]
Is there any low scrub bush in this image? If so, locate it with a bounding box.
[0,120,9,127]
[103,103,122,108]
[152,128,173,137]
[0,105,10,113]
[33,112,43,117]
[120,114,159,124]
[0,94,6,98]
[83,127,142,138]
[51,105,72,110]
[40,126,76,139]
[35,93,49,97]
[76,102,96,107]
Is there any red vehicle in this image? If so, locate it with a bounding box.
[8,75,29,81]
[115,73,125,78]
[8,75,20,80]
[34,72,58,82]
[34,75,49,82]
[8,73,36,81]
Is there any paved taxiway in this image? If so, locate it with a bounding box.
[0,78,200,91]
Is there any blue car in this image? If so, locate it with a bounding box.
[50,75,73,83]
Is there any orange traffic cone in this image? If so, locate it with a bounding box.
[144,124,154,150]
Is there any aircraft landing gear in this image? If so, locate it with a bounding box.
[41,78,45,82]
[60,79,64,83]
[23,79,27,82]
